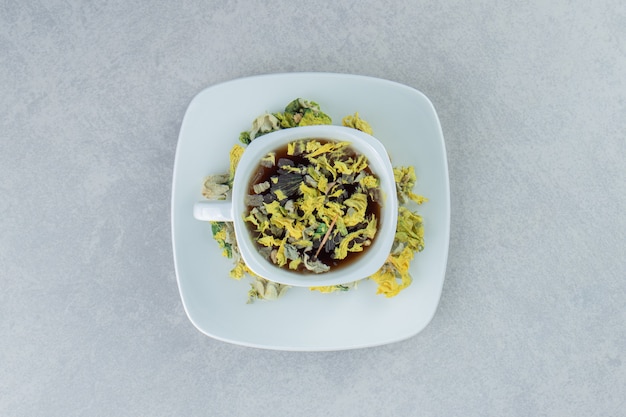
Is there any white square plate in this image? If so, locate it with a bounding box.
[172,73,450,351]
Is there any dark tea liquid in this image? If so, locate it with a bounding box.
[245,139,381,274]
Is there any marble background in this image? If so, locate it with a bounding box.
[1,1,624,416]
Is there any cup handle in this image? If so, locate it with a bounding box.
[193,200,234,222]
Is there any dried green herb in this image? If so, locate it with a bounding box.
[238,98,332,142]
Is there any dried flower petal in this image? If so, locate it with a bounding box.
[204,99,426,302]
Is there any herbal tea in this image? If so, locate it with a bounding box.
[244,138,382,274]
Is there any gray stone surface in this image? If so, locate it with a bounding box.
[1,1,624,416]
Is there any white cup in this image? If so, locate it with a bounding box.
[193,125,398,287]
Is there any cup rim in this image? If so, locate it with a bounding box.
[231,125,398,287]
